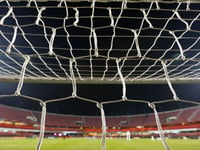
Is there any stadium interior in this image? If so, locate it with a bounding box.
[0,104,200,139]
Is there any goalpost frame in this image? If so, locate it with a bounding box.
[1,77,200,84]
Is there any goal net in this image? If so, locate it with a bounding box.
[0,0,200,150]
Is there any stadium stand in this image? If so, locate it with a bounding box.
[33,111,83,127]
[0,104,200,130]
[0,105,36,125]
[176,107,198,124]
[159,110,180,125]
[126,115,145,127]
[84,116,101,128]
[190,109,200,123]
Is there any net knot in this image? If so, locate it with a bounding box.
[0,7,13,25]
[91,0,96,8]
[96,103,103,109]
[173,96,179,101]
[14,91,20,96]
[131,29,141,58]
[122,96,127,101]
[169,30,185,60]
[186,1,190,11]
[123,0,127,9]
[48,28,56,56]
[72,92,77,98]
[6,26,17,54]
[57,0,65,7]
[116,58,127,101]
[92,29,99,57]
[70,59,77,98]
[40,101,46,107]
[115,58,121,63]
[26,0,34,7]
[14,55,30,97]
[35,7,46,25]
[24,55,31,61]
[141,8,153,28]
[148,103,155,109]
[161,60,179,101]
[73,8,79,26]
[155,1,160,10]
[71,58,76,63]
[107,7,114,27]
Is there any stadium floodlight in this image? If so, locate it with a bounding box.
[1,0,200,150]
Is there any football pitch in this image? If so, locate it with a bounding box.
[0,138,199,150]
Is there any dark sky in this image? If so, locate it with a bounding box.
[0,82,200,116]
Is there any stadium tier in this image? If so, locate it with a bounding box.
[0,104,35,125]
[0,104,200,129]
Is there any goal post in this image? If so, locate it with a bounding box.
[0,0,200,150]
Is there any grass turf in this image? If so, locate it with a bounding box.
[0,138,199,150]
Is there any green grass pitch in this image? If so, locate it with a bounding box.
[0,138,199,150]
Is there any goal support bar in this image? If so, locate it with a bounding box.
[1,77,200,84]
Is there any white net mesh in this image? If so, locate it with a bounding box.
[1,0,200,84]
[0,0,200,150]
